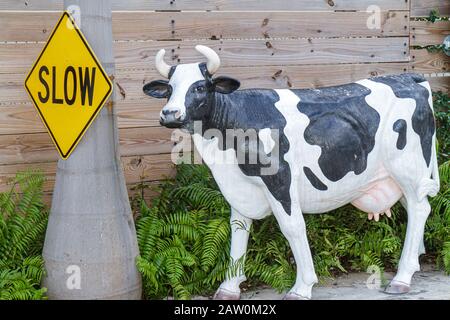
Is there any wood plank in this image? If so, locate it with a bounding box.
[0,37,410,75]
[411,20,450,46]
[0,62,410,134]
[121,154,176,187]
[0,100,164,134]
[0,11,409,42]
[115,37,410,70]
[127,181,164,206]
[411,0,450,17]
[0,153,176,193]
[0,0,409,11]
[116,63,411,102]
[0,126,190,165]
[0,42,43,74]
[0,0,63,10]
[411,49,450,73]
[427,76,450,92]
[115,11,409,40]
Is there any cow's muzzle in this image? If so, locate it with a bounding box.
[160,109,184,128]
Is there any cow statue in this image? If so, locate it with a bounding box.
[143,45,440,300]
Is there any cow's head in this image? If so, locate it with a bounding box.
[143,45,240,129]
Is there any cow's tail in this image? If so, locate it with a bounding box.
[429,134,440,197]
[417,79,440,200]
[418,136,441,200]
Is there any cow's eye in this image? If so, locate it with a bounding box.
[195,85,206,93]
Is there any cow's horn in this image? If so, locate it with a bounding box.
[155,49,171,78]
[195,45,220,74]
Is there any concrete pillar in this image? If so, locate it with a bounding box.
[42,0,142,299]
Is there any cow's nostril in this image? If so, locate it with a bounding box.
[162,109,180,116]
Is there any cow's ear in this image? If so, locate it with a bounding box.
[143,80,171,98]
[212,76,240,94]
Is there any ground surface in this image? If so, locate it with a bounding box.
[195,266,449,300]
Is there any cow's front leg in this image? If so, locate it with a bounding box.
[267,196,318,300]
[214,208,252,300]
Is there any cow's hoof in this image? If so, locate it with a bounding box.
[282,292,310,300]
[384,280,410,294]
[213,288,241,300]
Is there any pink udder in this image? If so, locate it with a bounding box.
[351,178,403,215]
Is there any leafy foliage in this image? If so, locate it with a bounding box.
[427,9,449,23]
[411,9,449,54]
[136,159,450,298]
[0,171,48,300]
[414,9,449,23]
[135,164,231,299]
[424,44,446,53]
[434,91,450,163]
[428,161,450,273]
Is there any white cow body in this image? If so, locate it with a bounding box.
[194,81,435,217]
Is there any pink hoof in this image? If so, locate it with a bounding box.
[213,288,241,300]
[384,280,411,294]
[282,292,310,300]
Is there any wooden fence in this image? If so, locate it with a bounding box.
[0,0,448,203]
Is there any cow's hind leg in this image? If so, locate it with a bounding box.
[383,154,437,293]
[400,197,426,256]
[385,198,431,294]
[266,194,318,300]
[214,208,252,300]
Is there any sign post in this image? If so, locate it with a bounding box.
[29,0,142,299]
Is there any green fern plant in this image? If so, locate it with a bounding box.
[427,161,450,273]
[135,164,231,299]
[434,91,450,162]
[0,170,48,300]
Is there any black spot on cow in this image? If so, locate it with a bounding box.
[393,119,407,150]
[206,89,293,215]
[371,73,435,166]
[303,167,328,191]
[292,83,380,182]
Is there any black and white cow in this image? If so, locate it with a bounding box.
[143,45,440,300]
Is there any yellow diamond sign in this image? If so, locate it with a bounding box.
[25,12,112,159]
